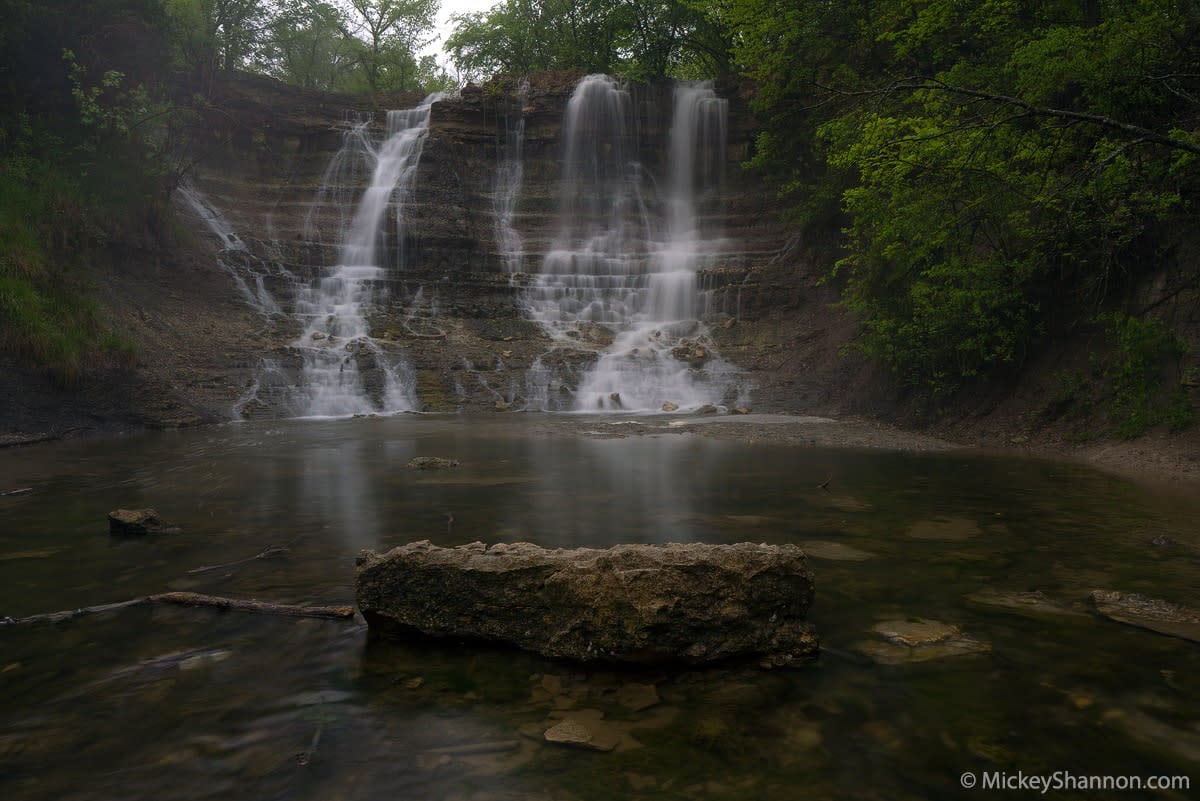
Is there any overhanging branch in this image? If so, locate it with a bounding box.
[819,76,1200,156]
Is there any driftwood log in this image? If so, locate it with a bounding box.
[2,592,355,626]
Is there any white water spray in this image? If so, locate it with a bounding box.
[494,79,529,273]
[525,76,743,412]
[289,98,441,417]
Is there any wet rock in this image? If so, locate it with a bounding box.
[543,718,620,752]
[661,401,679,412]
[965,588,1087,619]
[405,457,460,470]
[874,618,962,646]
[355,540,818,666]
[907,517,981,541]
[616,683,660,712]
[108,508,178,536]
[799,541,875,561]
[853,618,990,664]
[695,404,719,415]
[670,343,709,367]
[1088,590,1200,643]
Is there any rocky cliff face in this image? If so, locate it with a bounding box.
[170,71,857,419]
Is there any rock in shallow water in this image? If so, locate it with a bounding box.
[108,508,178,536]
[1089,590,1200,643]
[355,540,818,667]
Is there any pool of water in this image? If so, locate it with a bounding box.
[1,416,1197,800]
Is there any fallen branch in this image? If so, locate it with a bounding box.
[150,592,354,619]
[187,545,291,575]
[2,598,149,625]
[2,592,355,626]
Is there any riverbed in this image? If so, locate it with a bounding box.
[1,415,1197,800]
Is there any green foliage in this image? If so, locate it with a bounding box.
[346,0,440,92]
[446,0,727,82]
[256,0,362,90]
[1097,313,1191,438]
[725,0,1200,409]
[0,137,135,384]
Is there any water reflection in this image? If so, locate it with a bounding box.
[1,418,1198,801]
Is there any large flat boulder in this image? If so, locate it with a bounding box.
[355,540,818,667]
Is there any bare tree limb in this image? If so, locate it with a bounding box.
[831,76,1200,156]
[2,593,356,626]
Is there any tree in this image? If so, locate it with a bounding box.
[347,0,440,92]
[257,0,360,91]
[445,0,728,82]
[722,0,1200,407]
[166,0,269,87]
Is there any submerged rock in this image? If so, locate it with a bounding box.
[108,508,178,536]
[355,540,818,667]
[965,588,1087,619]
[543,718,620,752]
[854,618,990,664]
[1089,590,1200,643]
[405,457,460,470]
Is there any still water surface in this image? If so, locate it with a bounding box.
[1,416,1197,800]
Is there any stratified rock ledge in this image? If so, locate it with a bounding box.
[355,541,818,667]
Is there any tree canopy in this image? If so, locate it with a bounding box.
[161,0,452,93]
[445,0,729,82]
[722,0,1200,413]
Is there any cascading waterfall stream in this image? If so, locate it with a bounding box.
[289,97,442,417]
[177,181,283,317]
[494,79,529,274]
[524,76,745,412]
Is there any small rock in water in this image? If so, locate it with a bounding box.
[108,508,178,536]
[609,392,622,407]
[1089,589,1200,643]
[695,404,718,415]
[543,719,619,752]
[907,517,982,541]
[799,541,875,562]
[616,683,660,712]
[852,618,990,664]
[964,588,1086,619]
[661,401,679,412]
[406,457,460,470]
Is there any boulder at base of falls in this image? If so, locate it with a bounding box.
[355,541,818,667]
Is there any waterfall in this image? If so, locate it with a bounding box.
[177,181,284,317]
[494,79,528,273]
[525,76,743,412]
[288,97,441,417]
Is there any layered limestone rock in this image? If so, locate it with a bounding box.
[355,540,818,667]
[185,72,816,417]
